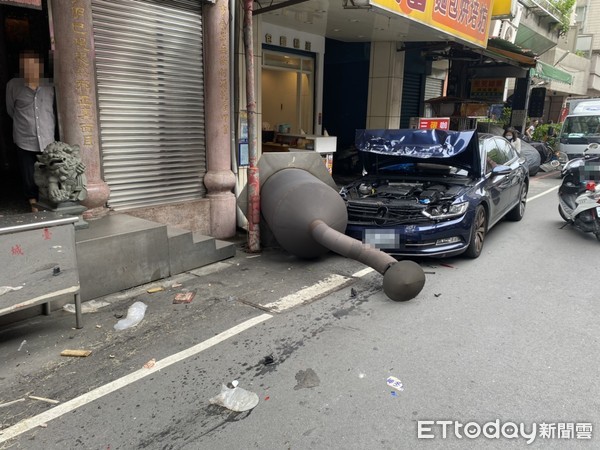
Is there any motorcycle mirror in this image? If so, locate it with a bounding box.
[585,143,599,153]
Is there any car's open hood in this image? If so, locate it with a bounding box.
[355,129,480,175]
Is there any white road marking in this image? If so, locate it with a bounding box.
[0,313,273,444]
[352,267,375,278]
[527,185,560,202]
[262,274,352,312]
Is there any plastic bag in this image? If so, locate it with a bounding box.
[113,301,148,331]
[209,383,259,412]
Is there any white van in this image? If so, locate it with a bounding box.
[559,100,600,157]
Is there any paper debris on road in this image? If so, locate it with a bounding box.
[0,285,23,296]
[0,398,25,408]
[147,287,164,293]
[63,300,109,314]
[386,376,404,392]
[60,349,92,357]
[28,395,60,405]
[143,358,156,369]
[173,291,196,304]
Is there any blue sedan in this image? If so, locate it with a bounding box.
[340,129,529,258]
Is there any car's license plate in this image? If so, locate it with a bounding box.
[364,229,399,248]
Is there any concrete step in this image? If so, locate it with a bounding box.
[75,214,170,301]
[167,227,236,275]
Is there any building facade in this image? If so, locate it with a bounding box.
[574,0,600,95]
[1,0,236,238]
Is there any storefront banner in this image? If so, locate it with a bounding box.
[530,61,573,85]
[370,0,493,48]
[470,78,505,102]
[419,117,450,130]
[0,0,41,9]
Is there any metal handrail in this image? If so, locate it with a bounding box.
[518,0,563,23]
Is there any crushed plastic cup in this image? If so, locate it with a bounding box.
[113,302,148,331]
[209,383,259,412]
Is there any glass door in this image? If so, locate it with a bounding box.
[262,49,314,134]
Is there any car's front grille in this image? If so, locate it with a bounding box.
[346,200,430,225]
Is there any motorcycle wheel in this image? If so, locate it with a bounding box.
[558,203,569,222]
[595,232,600,242]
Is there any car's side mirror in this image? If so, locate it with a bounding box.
[491,165,511,176]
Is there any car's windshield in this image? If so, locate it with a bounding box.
[560,115,600,138]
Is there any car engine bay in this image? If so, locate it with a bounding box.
[340,179,464,205]
[339,178,469,225]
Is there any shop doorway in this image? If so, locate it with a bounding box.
[261,48,315,135]
[0,1,51,215]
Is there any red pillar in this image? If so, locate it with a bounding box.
[243,0,260,252]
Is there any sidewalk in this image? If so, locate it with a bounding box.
[0,237,369,432]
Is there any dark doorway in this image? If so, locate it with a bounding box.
[0,1,51,215]
[323,38,370,177]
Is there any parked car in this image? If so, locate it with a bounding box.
[339,129,529,258]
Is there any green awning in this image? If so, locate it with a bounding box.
[530,61,572,85]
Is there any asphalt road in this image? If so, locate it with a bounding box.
[1,170,599,449]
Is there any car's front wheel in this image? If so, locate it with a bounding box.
[506,183,528,221]
[464,205,487,259]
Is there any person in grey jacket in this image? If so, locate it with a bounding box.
[6,50,56,212]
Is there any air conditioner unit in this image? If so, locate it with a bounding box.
[499,21,517,43]
[491,20,502,38]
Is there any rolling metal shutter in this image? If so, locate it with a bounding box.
[91,0,206,210]
[400,73,422,129]
[424,77,443,100]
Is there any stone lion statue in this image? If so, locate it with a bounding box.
[34,141,87,205]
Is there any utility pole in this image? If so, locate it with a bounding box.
[243,0,260,252]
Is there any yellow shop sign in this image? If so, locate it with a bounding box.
[371,0,494,48]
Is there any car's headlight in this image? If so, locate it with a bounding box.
[422,201,468,220]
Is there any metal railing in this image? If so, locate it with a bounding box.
[518,0,563,23]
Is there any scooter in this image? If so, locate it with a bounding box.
[558,143,600,241]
